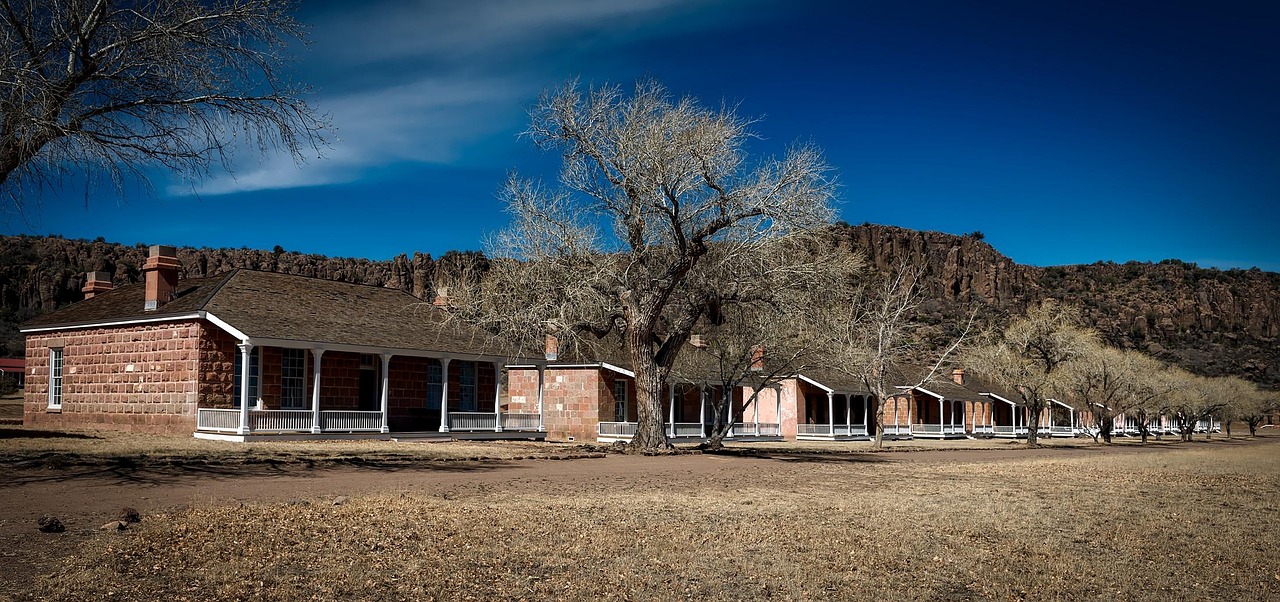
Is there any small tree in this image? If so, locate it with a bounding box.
[965,300,1096,446]
[1060,343,1131,444]
[0,0,328,211]
[1239,388,1278,437]
[482,79,839,451]
[1166,370,1226,442]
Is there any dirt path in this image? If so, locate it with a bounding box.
[1,436,1268,599]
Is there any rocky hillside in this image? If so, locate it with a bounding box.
[3,227,1277,387]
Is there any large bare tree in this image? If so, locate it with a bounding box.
[0,0,327,211]
[965,300,1096,446]
[484,79,840,451]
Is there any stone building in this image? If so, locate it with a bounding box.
[21,246,544,440]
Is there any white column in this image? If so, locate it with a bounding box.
[536,363,546,432]
[775,394,781,438]
[827,391,835,436]
[727,392,736,437]
[438,358,452,433]
[309,348,324,434]
[668,383,676,438]
[492,362,503,432]
[863,396,869,435]
[698,386,707,438]
[938,398,944,434]
[237,342,253,435]
[379,353,392,434]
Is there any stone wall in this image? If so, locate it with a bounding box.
[24,321,204,433]
[509,366,604,442]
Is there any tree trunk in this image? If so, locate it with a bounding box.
[625,331,672,452]
[1248,422,1257,437]
[872,398,887,449]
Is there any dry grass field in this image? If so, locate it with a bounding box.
[2,430,1276,601]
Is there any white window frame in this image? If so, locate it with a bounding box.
[233,347,260,408]
[458,361,476,411]
[613,379,627,423]
[426,361,443,410]
[47,347,63,409]
[280,349,307,409]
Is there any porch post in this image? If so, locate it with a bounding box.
[237,342,253,435]
[938,398,944,434]
[775,393,781,438]
[536,363,545,432]
[438,358,452,433]
[698,386,707,438]
[379,353,392,434]
[668,383,676,438]
[727,392,736,437]
[863,396,869,434]
[492,361,503,432]
[827,391,835,436]
[309,348,324,434]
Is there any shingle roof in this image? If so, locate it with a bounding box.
[23,269,523,360]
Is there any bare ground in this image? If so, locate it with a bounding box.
[1,431,1277,601]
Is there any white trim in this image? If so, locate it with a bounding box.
[1047,398,1072,410]
[510,362,637,379]
[900,385,944,400]
[980,392,1018,406]
[599,363,636,378]
[202,311,250,341]
[240,336,515,365]
[795,374,834,393]
[21,312,204,333]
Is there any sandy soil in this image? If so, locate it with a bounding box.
[0,436,1269,599]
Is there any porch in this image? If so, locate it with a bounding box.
[795,384,876,441]
[985,393,1028,439]
[194,342,545,442]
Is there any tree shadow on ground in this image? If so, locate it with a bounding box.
[0,455,522,487]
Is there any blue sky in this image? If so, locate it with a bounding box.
[7,0,1279,270]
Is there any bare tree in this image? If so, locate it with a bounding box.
[829,262,973,449]
[679,241,855,450]
[1238,387,1278,437]
[483,79,840,451]
[1166,369,1227,442]
[1059,343,1132,444]
[965,300,1096,446]
[0,0,328,211]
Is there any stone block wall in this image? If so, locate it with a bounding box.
[509,366,604,442]
[24,321,205,433]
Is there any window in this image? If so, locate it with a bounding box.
[48,348,63,409]
[281,349,306,409]
[613,379,627,423]
[232,347,260,407]
[426,361,443,410]
[458,361,476,411]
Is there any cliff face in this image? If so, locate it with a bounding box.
[3,229,1278,387]
[839,224,1280,386]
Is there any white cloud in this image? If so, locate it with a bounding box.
[170,0,741,196]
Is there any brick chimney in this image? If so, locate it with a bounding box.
[750,345,764,371]
[952,368,966,386]
[432,286,449,307]
[142,245,180,311]
[544,335,559,361]
[81,271,113,299]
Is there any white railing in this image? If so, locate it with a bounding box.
[598,422,637,438]
[992,425,1029,436]
[972,425,994,434]
[321,410,383,432]
[502,413,541,431]
[881,424,911,436]
[1048,425,1074,436]
[449,412,499,431]
[197,408,241,432]
[796,423,869,437]
[670,422,704,438]
[249,410,312,432]
[910,423,966,436]
[757,423,781,436]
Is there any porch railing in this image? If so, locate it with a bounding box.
[599,422,637,438]
[757,422,781,437]
[249,410,312,432]
[881,424,911,436]
[992,425,1029,435]
[197,408,241,432]
[321,410,383,432]
[449,412,499,431]
[972,425,994,434]
[502,413,541,431]
[910,423,966,435]
[1048,425,1075,435]
[670,422,704,438]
